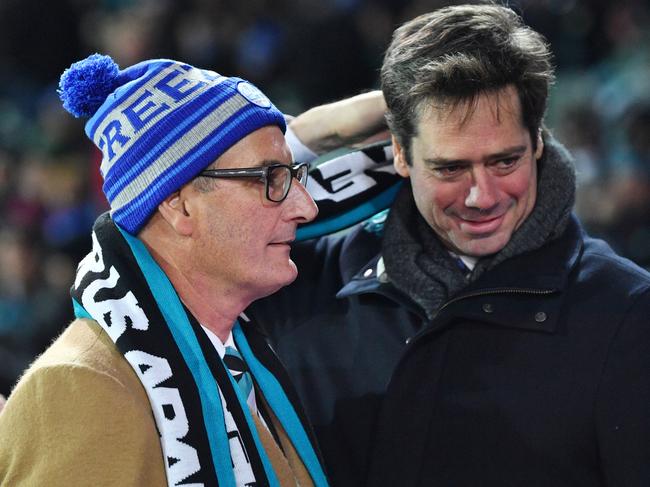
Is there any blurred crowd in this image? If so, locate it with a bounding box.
[1,0,649,395]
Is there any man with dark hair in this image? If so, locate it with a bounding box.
[250,4,650,486]
[382,4,552,164]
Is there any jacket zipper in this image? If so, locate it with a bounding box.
[403,287,558,346]
[433,287,557,319]
[390,287,559,395]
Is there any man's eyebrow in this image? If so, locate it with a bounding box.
[258,159,287,167]
[423,145,528,167]
[423,157,470,167]
[485,145,528,161]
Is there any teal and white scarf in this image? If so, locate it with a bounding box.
[71,213,328,487]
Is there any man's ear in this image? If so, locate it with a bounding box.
[534,130,544,161]
[157,189,193,237]
[392,134,410,178]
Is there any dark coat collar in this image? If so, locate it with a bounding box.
[338,215,585,335]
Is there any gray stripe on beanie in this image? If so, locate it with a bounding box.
[95,67,226,175]
[109,93,249,211]
[93,65,180,156]
[59,54,286,234]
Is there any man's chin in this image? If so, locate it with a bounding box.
[452,232,510,257]
[274,262,299,287]
[252,263,298,300]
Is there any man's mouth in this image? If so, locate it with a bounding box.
[268,238,294,247]
[457,213,505,235]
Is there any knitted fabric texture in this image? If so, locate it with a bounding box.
[59,54,286,233]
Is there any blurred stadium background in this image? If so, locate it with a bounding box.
[1,0,649,395]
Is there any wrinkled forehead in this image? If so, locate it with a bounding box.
[209,125,293,172]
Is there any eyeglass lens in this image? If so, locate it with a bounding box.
[267,165,308,202]
[268,165,292,202]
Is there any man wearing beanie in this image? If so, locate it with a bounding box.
[0,54,328,487]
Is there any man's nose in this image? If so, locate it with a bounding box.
[464,168,498,210]
[284,179,319,223]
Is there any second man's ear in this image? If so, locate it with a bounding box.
[392,134,411,178]
[534,130,545,161]
[158,189,193,237]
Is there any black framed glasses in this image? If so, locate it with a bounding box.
[198,162,309,203]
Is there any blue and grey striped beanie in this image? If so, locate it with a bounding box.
[58,54,286,233]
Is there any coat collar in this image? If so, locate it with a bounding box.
[338,215,585,334]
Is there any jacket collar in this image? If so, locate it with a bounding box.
[338,215,585,334]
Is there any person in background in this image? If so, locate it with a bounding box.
[0,53,328,487]
[249,4,650,486]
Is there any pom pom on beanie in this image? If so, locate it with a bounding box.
[58,54,121,118]
[58,53,286,233]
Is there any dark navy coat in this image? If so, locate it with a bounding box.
[249,214,650,486]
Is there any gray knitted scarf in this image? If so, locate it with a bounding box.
[382,134,576,320]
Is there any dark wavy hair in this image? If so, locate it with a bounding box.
[381,4,555,163]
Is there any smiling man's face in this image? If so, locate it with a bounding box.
[393,85,543,257]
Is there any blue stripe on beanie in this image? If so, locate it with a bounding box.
[84,61,175,139]
[102,83,237,201]
[112,103,285,233]
[59,54,286,234]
